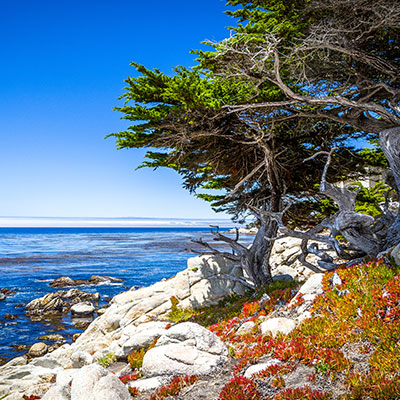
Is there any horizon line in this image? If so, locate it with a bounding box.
[0,216,235,228]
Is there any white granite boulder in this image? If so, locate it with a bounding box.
[142,322,228,377]
[70,364,131,400]
[114,321,170,358]
[244,359,282,378]
[236,321,256,335]
[260,318,297,337]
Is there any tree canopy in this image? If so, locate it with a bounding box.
[110,0,400,287]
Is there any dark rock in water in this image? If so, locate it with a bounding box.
[38,334,65,342]
[50,275,123,288]
[11,344,31,352]
[50,276,77,287]
[88,275,123,284]
[0,294,5,301]
[25,288,100,318]
[1,288,17,296]
[73,320,91,330]
[3,314,17,320]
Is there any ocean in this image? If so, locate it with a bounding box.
[0,227,235,363]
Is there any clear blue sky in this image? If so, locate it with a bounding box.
[0,0,235,220]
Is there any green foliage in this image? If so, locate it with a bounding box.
[96,352,116,368]
[358,148,389,168]
[353,182,392,218]
[127,348,146,370]
[168,296,195,323]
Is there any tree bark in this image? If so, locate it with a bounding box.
[380,126,400,248]
[242,218,276,286]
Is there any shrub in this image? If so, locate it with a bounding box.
[127,348,146,370]
[119,372,141,384]
[273,386,331,400]
[219,376,261,400]
[96,352,116,368]
[147,375,198,400]
[168,296,195,322]
[128,386,139,397]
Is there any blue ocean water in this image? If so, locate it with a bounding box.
[0,227,230,363]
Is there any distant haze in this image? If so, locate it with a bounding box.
[0,216,234,228]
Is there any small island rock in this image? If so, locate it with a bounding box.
[50,275,123,288]
[71,302,95,316]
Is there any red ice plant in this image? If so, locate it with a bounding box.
[128,386,140,397]
[273,386,331,400]
[146,375,198,400]
[219,376,261,400]
[119,372,141,384]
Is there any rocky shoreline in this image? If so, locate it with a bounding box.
[0,236,323,399]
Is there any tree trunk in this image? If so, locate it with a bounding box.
[242,188,282,287]
[242,218,277,286]
[380,127,400,248]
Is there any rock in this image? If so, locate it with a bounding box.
[50,276,77,288]
[41,383,70,400]
[50,275,123,288]
[70,364,131,400]
[244,359,282,378]
[0,294,5,301]
[116,321,170,358]
[89,275,124,285]
[70,364,108,399]
[73,254,248,356]
[73,319,92,329]
[29,355,61,369]
[2,356,27,367]
[38,334,65,342]
[142,322,228,377]
[93,374,132,400]
[11,344,31,352]
[71,351,94,368]
[330,271,342,287]
[270,236,335,280]
[284,363,315,389]
[260,318,297,337]
[71,302,95,316]
[258,294,271,309]
[26,289,99,317]
[291,273,324,304]
[129,377,168,392]
[236,321,256,335]
[1,288,17,295]
[3,314,17,320]
[73,333,82,342]
[391,242,400,266]
[28,342,48,358]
